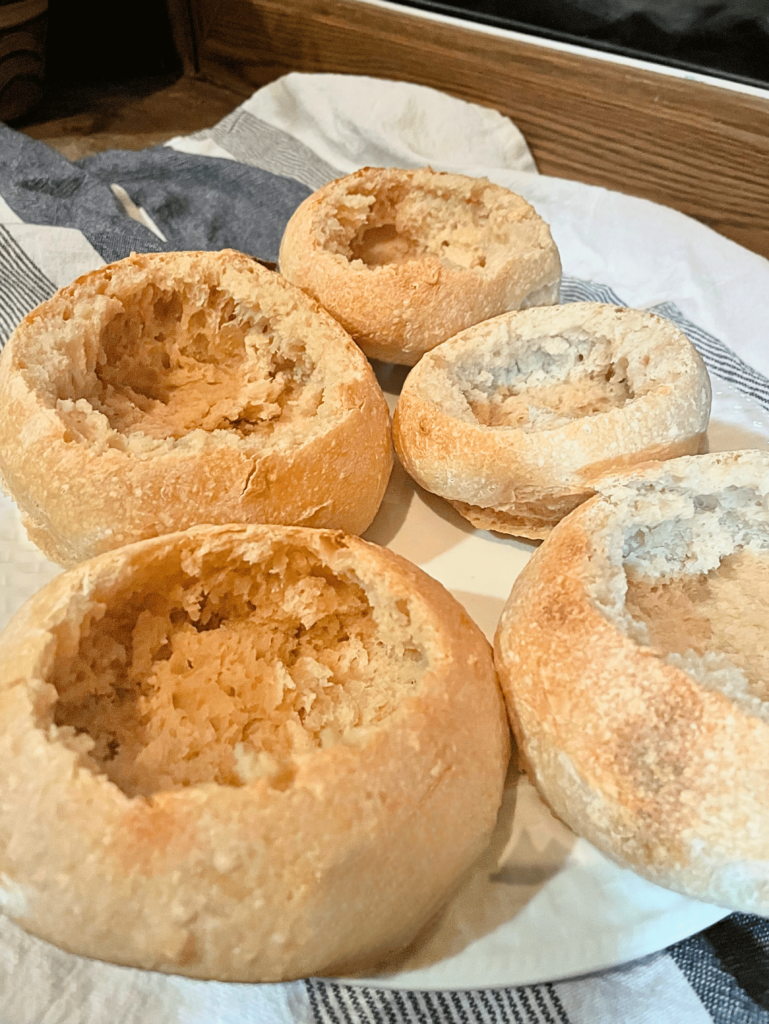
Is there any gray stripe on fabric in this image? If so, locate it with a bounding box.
[428,991,453,1021]
[559,277,625,307]
[79,146,311,264]
[305,980,571,1024]
[432,990,466,1023]
[367,985,399,1024]
[670,926,769,1024]
[504,989,528,1024]
[327,983,358,1024]
[648,300,769,411]
[347,984,376,1024]
[306,979,326,1023]
[387,990,421,1024]
[544,984,570,1024]
[0,124,162,253]
[531,984,566,1024]
[445,991,471,1023]
[0,223,55,343]
[475,988,508,1023]
[319,983,350,1024]
[516,987,543,1022]
[491,987,518,1024]
[199,109,341,190]
[404,989,436,1024]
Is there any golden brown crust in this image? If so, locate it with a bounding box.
[448,499,574,540]
[0,524,510,981]
[493,451,769,913]
[279,167,561,366]
[0,250,393,567]
[394,303,711,537]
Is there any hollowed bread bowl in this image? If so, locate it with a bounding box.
[279,167,561,366]
[0,250,392,567]
[394,302,711,538]
[0,524,510,980]
[495,451,769,911]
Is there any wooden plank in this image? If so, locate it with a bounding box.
[21,77,244,160]
[165,0,199,75]
[186,0,769,259]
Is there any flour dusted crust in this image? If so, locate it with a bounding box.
[494,450,769,912]
[0,524,509,981]
[279,167,561,366]
[394,303,711,538]
[0,250,393,567]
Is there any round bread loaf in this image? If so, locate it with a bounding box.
[394,303,711,538]
[0,250,392,568]
[279,167,561,365]
[0,524,510,981]
[494,450,769,912]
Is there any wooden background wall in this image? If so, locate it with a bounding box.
[174,0,769,259]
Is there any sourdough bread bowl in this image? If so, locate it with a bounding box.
[394,303,711,538]
[0,523,510,981]
[279,167,561,365]
[494,450,769,912]
[0,250,392,568]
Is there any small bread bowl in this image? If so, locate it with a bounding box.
[279,166,561,365]
[394,302,711,538]
[0,250,392,567]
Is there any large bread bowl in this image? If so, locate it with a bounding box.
[0,250,392,567]
[495,451,769,911]
[0,524,510,980]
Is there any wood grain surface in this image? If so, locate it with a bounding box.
[21,76,242,160]
[187,0,769,259]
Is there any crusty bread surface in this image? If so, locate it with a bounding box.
[394,303,711,538]
[0,250,392,567]
[494,450,769,912]
[279,167,561,366]
[0,524,510,981]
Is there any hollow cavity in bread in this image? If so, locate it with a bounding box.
[324,176,522,272]
[627,550,769,705]
[454,332,634,430]
[588,458,769,720]
[90,285,319,441]
[349,223,427,267]
[48,541,427,798]
[420,320,648,430]
[42,278,326,452]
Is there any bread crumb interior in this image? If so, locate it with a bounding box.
[468,368,632,428]
[50,545,427,797]
[588,471,769,719]
[626,548,769,701]
[321,175,532,272]
[57,281,322,442]
[350,223,429,267]
[454,331,633,430]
